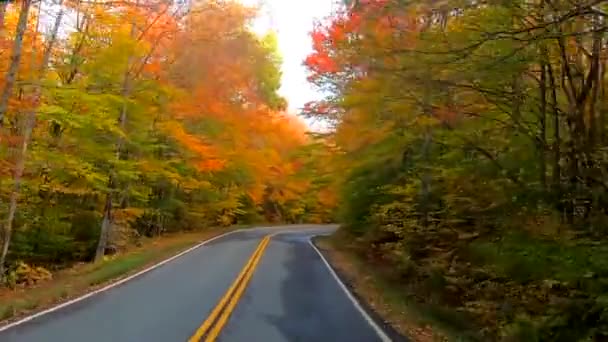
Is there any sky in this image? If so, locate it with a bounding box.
[239,0,335,113]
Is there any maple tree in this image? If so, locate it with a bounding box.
[0,0,336,284]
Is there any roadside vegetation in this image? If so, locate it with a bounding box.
[0,0,336,290]
[0,228,229,322]
[315,234,444,342]
[306,0,608,340]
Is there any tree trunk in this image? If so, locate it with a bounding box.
[539,59,547,191]
[512,75,523,122]
[420,85,433,228]
[94,7,137,262]
[600,57,606,144]
[546,60,560,191]
[0,0,32,125]
[0,2,64,278]
[272,201,282,223]
[0,112,33,278]
[588,22,602,149]
[95,192,113,262]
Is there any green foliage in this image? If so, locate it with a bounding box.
[339,159,401,234]
[255,33,287,110]
[307,0,608,339]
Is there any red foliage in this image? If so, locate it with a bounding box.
[305,53,338,75]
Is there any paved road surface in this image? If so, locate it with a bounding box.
[0,225,392,342]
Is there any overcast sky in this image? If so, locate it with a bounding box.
[239,0,335,114]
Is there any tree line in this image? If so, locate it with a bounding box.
[306,0,608,339]
[0,0,336,286]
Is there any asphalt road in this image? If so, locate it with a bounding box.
[0,225,392,342]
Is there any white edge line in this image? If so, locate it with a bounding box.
[308,237,393,342]
[0,228,245,333]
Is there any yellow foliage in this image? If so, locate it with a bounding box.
[6,262,52,288]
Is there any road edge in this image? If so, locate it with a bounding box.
[0,228,243,333]
[309,236,405,342]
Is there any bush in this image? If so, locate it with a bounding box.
[131,211,165,237]
[6,210,101,268]
[5,261,52,288]
[10,228,76,267]
[70,211,102,261]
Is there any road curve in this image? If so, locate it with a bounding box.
[0,225,391,342]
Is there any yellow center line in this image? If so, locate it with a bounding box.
[204,236,270,342]
[188,235,271,342]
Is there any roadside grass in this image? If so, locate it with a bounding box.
[0,228,233,323]
[315,234,473,342]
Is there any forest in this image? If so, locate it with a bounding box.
[5,0,608,339]
[0,0,336,287]
[306,0,608,340]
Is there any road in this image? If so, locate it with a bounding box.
[0,225,392,342]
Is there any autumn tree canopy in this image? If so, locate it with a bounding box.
[0,0,336,284]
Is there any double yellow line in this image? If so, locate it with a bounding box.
[188,235,271,342]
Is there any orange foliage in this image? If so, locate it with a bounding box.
[164,122,226,172]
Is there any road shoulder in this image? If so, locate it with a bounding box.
[312,235,444,342]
